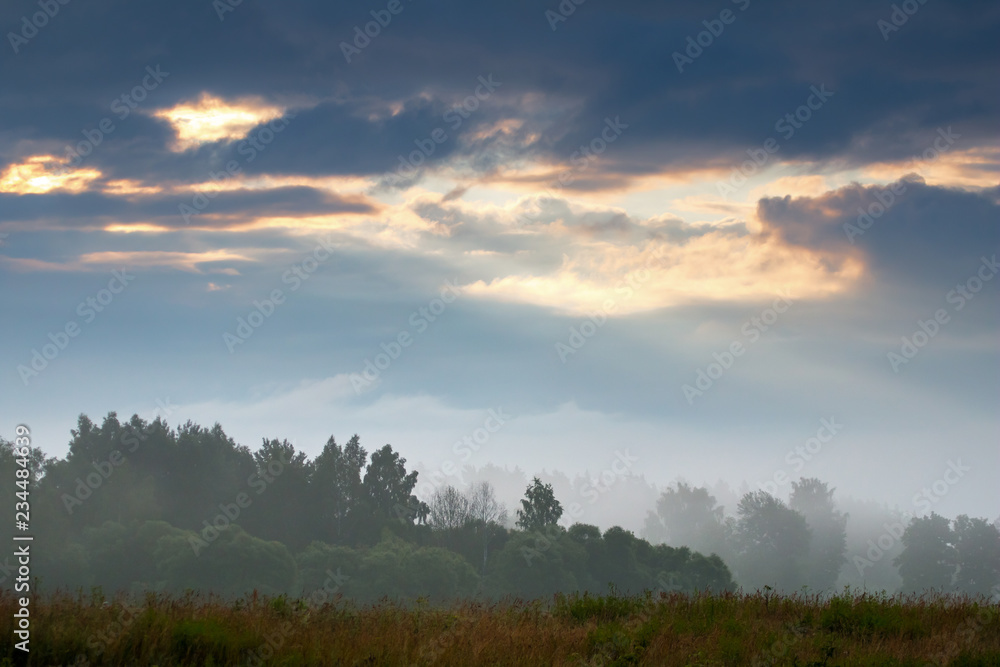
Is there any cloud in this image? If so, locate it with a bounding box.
[0,183,378,230]
[2,0,996,187]
[152,93,289,151]
[758,178,1000,285]
[1,0,998,526]
[0,249,256,274]
[405,193,862,315]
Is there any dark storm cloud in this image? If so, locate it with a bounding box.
[0,186,376,227]
[758,179,1000,285]
[2,0,997,183]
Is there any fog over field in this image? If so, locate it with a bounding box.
[1,0,998,609]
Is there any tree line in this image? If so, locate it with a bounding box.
[0,414,731,601]
[642,481,999,597]
[1,412,996,602]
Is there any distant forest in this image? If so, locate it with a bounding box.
[2,413,997,603]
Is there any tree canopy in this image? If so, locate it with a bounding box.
[2,413,994,603]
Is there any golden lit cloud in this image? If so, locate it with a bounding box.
[216,173,375,195]
[153,93,287,151]
[462,118,525,143]
[668,194,751,220]
[462,232,863,316]
[79,250,256,273]
[100,180,166,196]
[103,223,172,234]
[859,145,1000,189]
[0,155,101,194]
[0,257,81,272]
[744,175,837,203]
[1,250,259,273]
[243,198,436,248]
[181,173,376,201]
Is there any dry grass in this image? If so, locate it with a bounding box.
[3,588,999,666]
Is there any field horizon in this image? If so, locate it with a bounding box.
[5,588,999,666]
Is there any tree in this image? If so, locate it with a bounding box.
[242,438,313,549]
[167,419,257,531]
[599,526,647,594]
[837,497,904,593]
[951,515,1000,596]
[0,434,51,482]
[681,552,736,593]
[363,444,420,524]
[79,520,186,594]
[789,478,848,593]
[311,435,367,542]
[893,513,956,593]
[353,535,479,603]
[566,524,606,591]
[295,540,361,600]
[516,477,562,531]
[732,491,811,592]
[487,531,585,599]
[155,523,297,597]
[468,482,508,573]
[643,482,728,559]
[429,485,471,531]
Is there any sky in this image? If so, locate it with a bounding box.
[1,0,997,523]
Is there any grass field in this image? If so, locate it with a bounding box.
[3,588,999,666]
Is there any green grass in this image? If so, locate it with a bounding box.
[2,588,998,665]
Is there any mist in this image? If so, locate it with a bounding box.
[4,413,996,604]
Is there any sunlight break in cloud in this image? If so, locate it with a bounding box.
[78,250,257,273]
[152,93,288,152]
[0,155,101,194]
[462,234,864,316]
